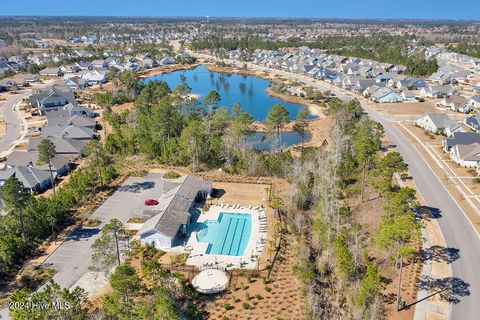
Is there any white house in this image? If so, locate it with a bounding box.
[139,175,212,249]
[416,113,462,135]
[450,142,480,167]
[81,70,108,84]
[468,95,480,109]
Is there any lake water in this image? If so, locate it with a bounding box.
[246,132,311,152]
[144,65,307,121]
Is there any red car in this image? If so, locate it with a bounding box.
[144,199,159,206]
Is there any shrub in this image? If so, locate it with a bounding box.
[242,302,250,309]
[224,303,233,310]
[265,285,272,292]
[163,170,181,179]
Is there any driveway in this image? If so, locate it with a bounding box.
[43,173,166,291]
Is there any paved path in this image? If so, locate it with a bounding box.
[0,92,29,157]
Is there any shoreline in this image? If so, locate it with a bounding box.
[139,63,200,78]
[141,62,331,152]
[205,64,324,117]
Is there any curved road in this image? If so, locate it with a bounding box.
[0,92,29,157]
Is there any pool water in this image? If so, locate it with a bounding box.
[196,212,252,256]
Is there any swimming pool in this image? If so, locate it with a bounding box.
[196,212,252,256]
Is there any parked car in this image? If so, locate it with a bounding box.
[144,199,159,206]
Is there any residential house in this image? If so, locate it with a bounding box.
[450,143,480,167]
[0,79,18,91]
[14,73,39,86]
[158,55,176,65]
[420,85,458,98]
[443,95,470,113]
[443,132,480,152]
[28,137,88,156]
[416,113,462,135]
[370,88,403,103]
[6,150,70,177]
[91,60,109,69]
[40,124,95,141]
[0,166,52,192]
[401,90,417,102]
[39,67,63,77]
[395,77,428,90]
[60,64,80,74]
[468,95,480,109]
[29,87,77,115]
[465,114,480,133]
[46,107,96,129]
[75,61,93,70]
[139,175,212,249]
[81,70,108,84]
[59,76,89,90]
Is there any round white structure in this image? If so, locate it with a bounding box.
[192,269,229,294]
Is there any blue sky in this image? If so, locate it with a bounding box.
[1,0,479,20]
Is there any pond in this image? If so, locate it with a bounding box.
[144,65,308,121]
[245,131,311,152]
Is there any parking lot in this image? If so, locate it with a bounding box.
[43,173,165,292]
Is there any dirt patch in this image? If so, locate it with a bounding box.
[111,102,133,114]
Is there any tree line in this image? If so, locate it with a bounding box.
[191,34,438,76]
[288,98,420,319]
[103,79,308,177]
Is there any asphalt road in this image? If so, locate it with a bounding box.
[0,92,28,156]
[367,109,480,320]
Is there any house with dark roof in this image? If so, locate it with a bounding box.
[465,114,480,133]
[139,175,212,249]
[29,87,77,115]
[443,132,480,152]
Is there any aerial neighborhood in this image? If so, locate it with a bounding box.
[0,14,480,320]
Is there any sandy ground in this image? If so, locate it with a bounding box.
[371,100,440,117]
[197,181,305,320]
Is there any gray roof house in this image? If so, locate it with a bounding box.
[40,124,94,140]
[139,175,212,249]
[39,67,63,77]
[416,113,464,135]
[28,137,88,156]
[465,114,480,133]
[420,85,458,98]
[29,87,77,115]
[443,132,480,151]
[0,166,52,192]
[46,108,96,128]
[6,150,70,177]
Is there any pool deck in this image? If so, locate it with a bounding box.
[185,204,266,270]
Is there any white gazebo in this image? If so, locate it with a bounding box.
[192,269,229,294]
